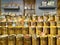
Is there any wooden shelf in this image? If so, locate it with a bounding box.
[39,6,56,10]
[4,7,20,10]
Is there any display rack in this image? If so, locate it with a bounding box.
[4,6,20,10]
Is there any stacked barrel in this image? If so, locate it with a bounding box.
[0,14,60,45]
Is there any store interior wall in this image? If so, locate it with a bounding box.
[35,0,57,15]
[1,0,24,15]
[1,0,57,15]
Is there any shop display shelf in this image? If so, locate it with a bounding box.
[4,6,20,10]
[39,6,56,10]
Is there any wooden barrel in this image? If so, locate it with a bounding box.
[58,27,60,35]
[8,35,16,45]
[31,21,37,26]
[40,35,48,45]
[43,27,50,35]
[24,34,32,45]
[2,27,8,35]
[44,22,50,26]
[24,16,31,22]
[57,35,60,45]
[1,22,6,26]
[50,27,57,35]
[7,22,13,27]
[48,35,57,45]
[32,15,37,21]
[0,22,2,26]
[29,26,36,35]
[16,22,22,26]
[50,21,56,26]
[37,22,44,26]
[36,26,43,35]
[49,15,55,21]
[55,15,60,21]
[32,35,40,45]
[22,27,29,35]
[16,34,23,45]
[57,22,60,26]
[0,27,2,35]
[6,15,11,22]
[16,15,23,22]
[44,15,49,21]
[24,22,31,27]
[37,16,43,22]
[0,35,8,45]
[15,27,22,35]
[8,27,15,35]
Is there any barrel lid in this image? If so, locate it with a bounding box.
[8,34,16,38]
[0,35,8,38]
